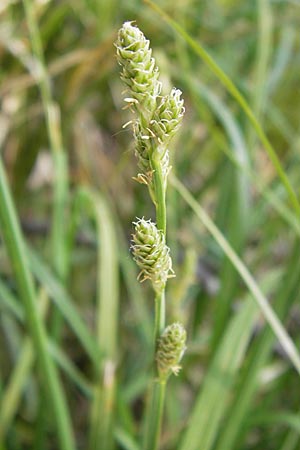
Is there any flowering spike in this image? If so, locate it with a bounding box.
[131,218,174,292]
[156,323,187,379]
[151,88,185,146]
[116,22,185,189]
[115,21,161,118]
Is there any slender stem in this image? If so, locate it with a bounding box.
[143,380,166,450]
[151,157,167,234]
[0,159,75,450]
[143,152,168,450]
[154,291,166,342]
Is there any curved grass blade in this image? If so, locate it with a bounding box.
[179,298,258,450]
[186,78,250,349]
[214,240,300,450]
[28,247,100,366]
[144,0,300,216]
[171,175,300,375]
[0,285,92,442]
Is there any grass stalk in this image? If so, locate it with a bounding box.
[143,157,168,450]
[143,380,166,450]
[0,156,75,449]
[116,21,185,450]
[154,291,166,341]
[151,155,167,234]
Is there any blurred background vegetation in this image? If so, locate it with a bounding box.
[1,0,300,449]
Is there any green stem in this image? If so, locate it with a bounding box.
[144,153,168,449]
[151,157,167,234]
[154,290,166,342]
[143,380,166,450]
[0,159,75,450]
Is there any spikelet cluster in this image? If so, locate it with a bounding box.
[116,21,160,118]
[150,88,185,147]
[156,323,187,379]
[115,22,185,189]
[131,218,173,292]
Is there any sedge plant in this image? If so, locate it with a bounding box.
[116,21,187,450]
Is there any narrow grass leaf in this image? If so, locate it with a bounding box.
[180,298,258,450]
[214,241,300,450]
[0,157,75,450]
[171,175,300,375]
[144,0,300,216]
[28,247,100,366]
[77,188,119,450]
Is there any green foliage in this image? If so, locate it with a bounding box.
[1,1,300,450]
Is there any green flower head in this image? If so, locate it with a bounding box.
[150,88,185,146]
[116,22,185,191]
[115,21,161,116]
[131,218,174,292]
[156,322,187,379]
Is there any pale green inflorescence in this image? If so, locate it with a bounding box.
[115,21,161,120]
[131,218,174,292]
[150,88,185,146]
[115,21,185,189]
[156,322,187,379]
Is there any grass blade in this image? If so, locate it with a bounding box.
[28,247,100,366]
[77,188,119,450]
[144,0,300,216]
[0,156,75,450]
[170,175,300,375]
[179,298,258,450]
[214,241,300,450]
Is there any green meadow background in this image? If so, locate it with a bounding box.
[1,0,300,449]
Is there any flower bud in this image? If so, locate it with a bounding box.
[131,218,174,292]
[156,323,187,379]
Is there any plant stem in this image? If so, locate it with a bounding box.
[143,380,166,450]
[154,291,166,342]
[143,154,168,450]
[151,156,167,234]
[0,159,75,450]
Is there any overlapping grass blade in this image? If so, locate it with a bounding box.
[28,247,100,366]
[76,188,119,450]
[179,298,258,450]
[0,158,75,450]
[171,175,300,375]
[185,78,250,349]
[0,283,92,441]
[214,241,300,450]
[144,0,300,216]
